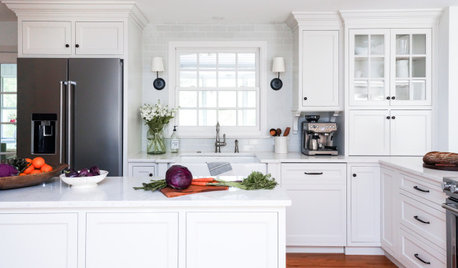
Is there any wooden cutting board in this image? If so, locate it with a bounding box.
[160,185,228,198]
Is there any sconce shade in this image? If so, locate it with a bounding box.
[272,57,285,73]
[152,57,165,72]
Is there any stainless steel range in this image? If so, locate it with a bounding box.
[442,177,458,268]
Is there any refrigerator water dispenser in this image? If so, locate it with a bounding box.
[32,114,57,154]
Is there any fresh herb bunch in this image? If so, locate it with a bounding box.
[211,171,278,190]
[134,179,167,192]
[7,157,31,173]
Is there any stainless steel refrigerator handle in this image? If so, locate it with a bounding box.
[59,81,65,164]
[65,81,77,168]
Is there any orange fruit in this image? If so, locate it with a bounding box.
[19,173,26,176]
[41,164,53,173]
[30,170,41,175]
[24,164,34,174]
[32,157,45,169]
[25,158,32,163]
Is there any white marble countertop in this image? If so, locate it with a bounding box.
[0,177,291,209]
[379,157,458,182]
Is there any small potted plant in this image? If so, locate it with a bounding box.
[140,101,177,155]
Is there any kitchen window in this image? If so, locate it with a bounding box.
[169,42,266,137]
[0,64,17,152]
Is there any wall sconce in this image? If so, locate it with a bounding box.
[152,57,166,90]
[270,57,285,90]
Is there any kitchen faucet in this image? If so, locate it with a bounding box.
[215,122,226,153]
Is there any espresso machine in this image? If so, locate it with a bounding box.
[301,115,339,156]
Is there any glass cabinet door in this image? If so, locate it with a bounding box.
[350,30,390,106]
[391,29,431,105]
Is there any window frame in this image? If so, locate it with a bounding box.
[0,58,17,152]
[168,41,267,138]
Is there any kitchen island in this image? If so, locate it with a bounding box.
[0,177,291,268]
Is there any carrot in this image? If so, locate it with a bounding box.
[191,181,213,186]
[192,178,216,182]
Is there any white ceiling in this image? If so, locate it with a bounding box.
[0,0,457,23]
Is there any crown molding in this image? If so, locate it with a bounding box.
[286,12,342,30]
[2,1,149,28]
[339,9,443,28]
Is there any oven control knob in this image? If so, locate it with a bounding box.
[450,185,457,193]
[443,182,453,191]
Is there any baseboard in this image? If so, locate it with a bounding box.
[287,246,345,253]
[383,250,405,268]
[344,247,385,255]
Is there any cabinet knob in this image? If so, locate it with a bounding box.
[303,97,307,101]
[352,173,357,177]
[149,173,153,177]
[75,44,80,48]
[65,44,69,48]
[391,96,396,100]
[386,96,390,100]
[391,116,396,120]
[386,116,390,120]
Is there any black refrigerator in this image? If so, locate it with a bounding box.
[17,58,123,176]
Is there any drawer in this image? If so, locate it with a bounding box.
[400,194,446,249]
[399,228,445,268]
[131,166,156,178]
[400,173,444,205]
[281,163,346,185]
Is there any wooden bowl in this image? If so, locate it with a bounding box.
[0,164,68,190]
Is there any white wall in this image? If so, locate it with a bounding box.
[141,23,297,153]
[437,7,458,152]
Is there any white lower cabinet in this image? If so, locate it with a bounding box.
[128,162,157,178]
[380,167,400,257]
[0,213,78,268]
[86,212,179,268]
[347,164,380,246]
[186,212,279,268]
[282,163,346,247]
[399,228,446,268]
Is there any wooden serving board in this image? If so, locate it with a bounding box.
[160,185,229,198]
[423,163,458,171]
[0,164,68,190]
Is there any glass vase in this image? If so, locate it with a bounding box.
[147,128,166,155]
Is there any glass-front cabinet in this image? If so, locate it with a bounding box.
[349,29,431,107]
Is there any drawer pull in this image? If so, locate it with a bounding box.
[413,215,430,224]
[149,173,153,177]
[413,186,430,193]
[304,172,323,175]
[414,253,431,265]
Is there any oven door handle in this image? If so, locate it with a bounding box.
[442,203,458,214]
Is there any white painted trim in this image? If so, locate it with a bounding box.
[286,246,345,253]
[286,11,342,30]
[344,247,385,255]
[340,9,442,29]
[168,41,268,138]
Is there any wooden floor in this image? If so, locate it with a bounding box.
[286,253,397,267]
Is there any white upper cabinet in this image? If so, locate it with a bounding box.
[75,21,124,55]
[390,110,431,155]
[390,29,431,106]
[349,110,390,156]
[349,30,390,106]
[349,28,431,107]
[21,20,124,57]
[22,21,72,55]
[301,30,339,108]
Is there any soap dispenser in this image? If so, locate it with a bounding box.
[170,125,180,153]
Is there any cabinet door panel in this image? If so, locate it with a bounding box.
[349,110,390,155]
[390,110,431,156]
[348,166,381,245]
[22,21,72,55]
[75,22,124,55]
[301,30,339,108]
[381,168,399,257]
[86,212,178,268]
[131,165,156,178]
[186,212,278,268]
[0,213,78,268]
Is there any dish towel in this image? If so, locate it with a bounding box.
[207,162,233,176]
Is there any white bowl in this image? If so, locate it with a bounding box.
[60,170,108,189]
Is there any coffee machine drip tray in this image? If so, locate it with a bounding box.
[305,149,339,156]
